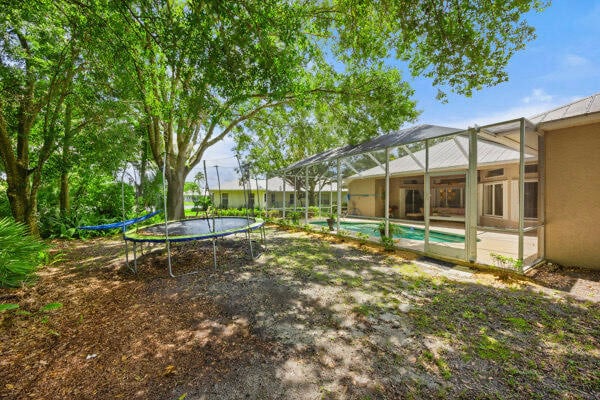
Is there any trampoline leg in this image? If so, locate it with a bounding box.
[212,238,217,270]
[124,239,131,272]
[133,242,138,274]
[166,239,174,278]
[261,226,267,251]
[248,229,255,258]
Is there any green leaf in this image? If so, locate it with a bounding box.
[39,302,63,312]
[0,303,20,312]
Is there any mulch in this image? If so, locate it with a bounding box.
[0,237,276,399]
[527,262,600,302]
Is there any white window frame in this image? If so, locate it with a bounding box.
[220,193,229,209]
[524,179,539,220]
[483,182,504,217]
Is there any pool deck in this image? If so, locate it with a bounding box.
[311,217,539,269]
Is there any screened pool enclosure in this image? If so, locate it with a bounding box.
[265,120,545,271]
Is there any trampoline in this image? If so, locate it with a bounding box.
[124,216,264,242]
[123,216,266,277]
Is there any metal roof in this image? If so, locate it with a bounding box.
[209,177,343,192]
[480,92,600,134]
[284,124,461,171]
[531,92,600,124]
[348,135,536,180]
[282,92,600,173]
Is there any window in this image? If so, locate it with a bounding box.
[432,188,463,209]
[289,193,295,203]
[220,193,229,209]
[525,164,538,174]
[484,183,503,216]
[524,181,538,219]
[270,193,276,204]
[487,168,504,178]
[405,189,423,213]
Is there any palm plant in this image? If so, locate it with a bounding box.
[0,218,48,287]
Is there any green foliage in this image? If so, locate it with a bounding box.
[336,229,352,242]
[184,182,199,193]
[376,221,400,238]
[0,303,20,312]
[289,211,301,225]
[0,218,48,287]
[39,302,63,312]
[192,195,213,214]
[0,0,547,227]
[0,182,10,219]
[490,252,524,272]
[356,232,370,246]
[38,175,136,239]
[380,236,396,251]
[476,331,514,361]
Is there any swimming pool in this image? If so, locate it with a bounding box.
[310,221,466,243]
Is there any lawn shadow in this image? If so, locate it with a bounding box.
[4,230,598,399]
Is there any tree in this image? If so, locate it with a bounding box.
[237,0,548,176]
[119,0,545,219]
[16,0,545,223]
[0,1,81,234]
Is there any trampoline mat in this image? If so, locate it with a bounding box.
[135,217,259,237]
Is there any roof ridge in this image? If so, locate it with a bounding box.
[530,92,600,121]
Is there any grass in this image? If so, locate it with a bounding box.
[4,230,597,399]
[262,232,600,398]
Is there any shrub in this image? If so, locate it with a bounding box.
[380,236,396,251]
[289,211,301,225]
[0,218,48,287]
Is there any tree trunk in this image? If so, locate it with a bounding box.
[166,170,185,220]
[59,102,73,216]
[6,179,39,236]
[59,172,69,216]
[138,136,148,209]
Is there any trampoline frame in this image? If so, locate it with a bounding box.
[123,216,267,277]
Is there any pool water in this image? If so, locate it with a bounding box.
[310,221,465,243]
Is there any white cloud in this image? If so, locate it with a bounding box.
[188,135,239,183]
[563,54,590,68]
[428,95,570,130]
[521,88,553,104]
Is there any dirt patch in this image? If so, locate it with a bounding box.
[1,230,598,399]
[527,262,600,302]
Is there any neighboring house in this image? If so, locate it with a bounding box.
[264,177,346,209]
[208,177,346,209]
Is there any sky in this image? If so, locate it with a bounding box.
[193,0,600,183]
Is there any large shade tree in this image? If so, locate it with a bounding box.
[78,0,545,220]
[1,0,547,228]
[0,1,141,234]
[0,1,82,234]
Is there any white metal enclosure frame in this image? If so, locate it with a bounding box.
[271,120,543,270]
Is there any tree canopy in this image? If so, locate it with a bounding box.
[0,0,547,230]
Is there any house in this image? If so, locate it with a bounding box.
[281,92,600,270]
[529,93,600,269]
[347,134,539,229]
[207,177,346,210]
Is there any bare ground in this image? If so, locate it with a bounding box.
[1,228,599,399]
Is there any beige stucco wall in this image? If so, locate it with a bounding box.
[545,122,600,269]
[348,179,376,216]
[478,164,539,229]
